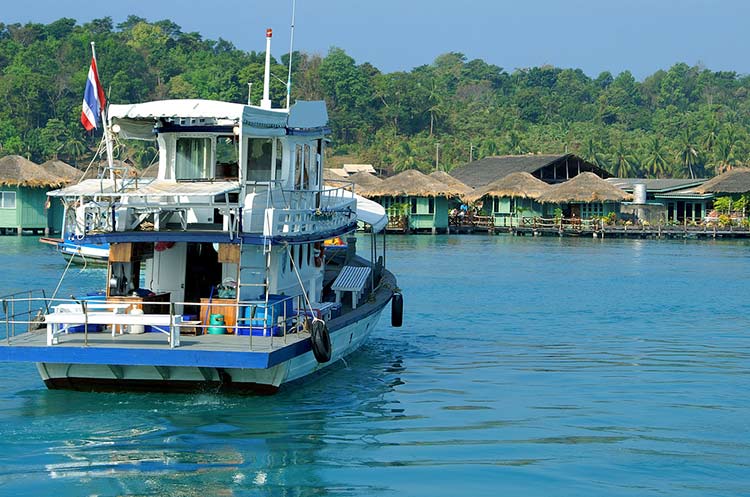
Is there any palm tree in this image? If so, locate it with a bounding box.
[506,131,525,154]
[677,128,700,179]
[581,136,609,170]
[703,114,721,153]
[610,141,638,178]
[643,136,670,178]
[709,138,737,175]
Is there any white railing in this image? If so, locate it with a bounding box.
[242,183,357,238]
[0,294,331,352]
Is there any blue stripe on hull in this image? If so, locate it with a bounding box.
[0,345,287,369]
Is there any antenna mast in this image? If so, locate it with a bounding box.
[286,0,296,109]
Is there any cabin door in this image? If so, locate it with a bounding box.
[183,242,222,316]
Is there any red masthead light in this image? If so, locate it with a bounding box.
[266,28,273,38]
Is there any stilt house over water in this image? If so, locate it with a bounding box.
[0,155,68,235]
[360,169,465,233]
[465,172,551,228]
[537,172,631,219]
[449,153,611,189]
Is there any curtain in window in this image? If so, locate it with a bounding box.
[175,138,211,180]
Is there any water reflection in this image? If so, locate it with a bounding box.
[5,338,408,496]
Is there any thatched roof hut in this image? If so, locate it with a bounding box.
[41,159,84,183]
[360,169,465,198]
[429,171,472,195]
[348,171,383,189]
[695,167,750,194]
[465,172,550,203]
[0,155,67,187]
[537,172,631,204]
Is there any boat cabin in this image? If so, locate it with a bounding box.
[50,99,358,331]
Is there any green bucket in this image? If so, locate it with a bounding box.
[207,313,226,334]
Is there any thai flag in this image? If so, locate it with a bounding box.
[81,57,106,131]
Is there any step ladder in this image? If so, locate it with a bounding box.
[235,238,272,302]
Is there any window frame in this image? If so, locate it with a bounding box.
[0,191,17,209]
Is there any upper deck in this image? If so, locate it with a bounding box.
[51,99,359,244]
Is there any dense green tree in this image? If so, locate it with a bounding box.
[2,17,750,175]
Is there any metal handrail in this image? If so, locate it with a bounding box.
[0,294,325,351]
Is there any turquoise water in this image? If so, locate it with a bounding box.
[0,235,749,496]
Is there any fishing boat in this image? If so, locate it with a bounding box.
[0,30,402,393]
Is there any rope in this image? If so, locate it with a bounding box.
[284,244,318,322]
[50,250,77,302]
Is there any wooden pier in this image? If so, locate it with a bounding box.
[442,216,750,239]
[509,217,750,239]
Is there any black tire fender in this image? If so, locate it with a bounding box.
[311,319,332,363]
[391,293,403,327]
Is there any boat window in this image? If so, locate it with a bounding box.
[175,137,211,180]
[216,136,239,179]
[247,138,274,182]
[0,191,16,209]
[274,139,283,181]
[294,144,304,190]
[303,144,312,190]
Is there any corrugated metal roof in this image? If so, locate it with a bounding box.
[606,178,706,193]
[449,154,610,188]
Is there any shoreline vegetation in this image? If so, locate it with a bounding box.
[1,16,750,179]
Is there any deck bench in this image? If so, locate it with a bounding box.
[331,266,371,310]
[45,311,183,348]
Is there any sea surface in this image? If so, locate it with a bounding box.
[0,234,748,497]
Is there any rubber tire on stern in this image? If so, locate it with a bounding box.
[311,320,332,363]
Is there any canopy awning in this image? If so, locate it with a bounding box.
[353,193,387,233]
[109,99,289,139]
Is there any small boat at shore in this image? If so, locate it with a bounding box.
[0,30,401,394]
[40,235,110,265]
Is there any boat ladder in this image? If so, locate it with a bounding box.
[235,238,271,299]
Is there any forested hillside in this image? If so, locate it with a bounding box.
[1,16,750,178]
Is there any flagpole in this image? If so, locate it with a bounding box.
[90,42,115,182]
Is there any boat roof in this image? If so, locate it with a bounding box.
[109,99,329,139]
[48,178,240,198]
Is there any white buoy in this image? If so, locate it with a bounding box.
[128,307,145,334]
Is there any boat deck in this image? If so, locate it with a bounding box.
[0,327,312,369]
[5,326,306,352]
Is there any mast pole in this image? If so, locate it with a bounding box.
[91,42,115,181]
[286,0,297,109]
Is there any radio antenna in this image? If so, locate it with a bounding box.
[285,0,296,109]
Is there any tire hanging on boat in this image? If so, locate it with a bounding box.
[391,293,403,327]
[310,319,332,363]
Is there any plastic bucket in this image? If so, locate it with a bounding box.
[207,313,226,334]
